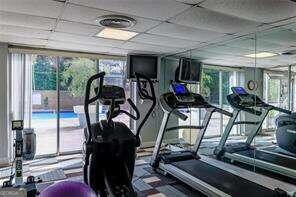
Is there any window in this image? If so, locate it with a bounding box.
[11,53,128,156]
[263,71,290,131]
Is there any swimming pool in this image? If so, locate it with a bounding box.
[32,111,78,120]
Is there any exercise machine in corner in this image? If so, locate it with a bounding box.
[214,87,296,180]
[0,120,41,197]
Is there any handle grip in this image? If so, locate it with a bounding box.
[134,73,157,143]
[127,98,140,120]
[84,72,105,143]
[85,72,105,105]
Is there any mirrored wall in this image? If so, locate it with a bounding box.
[160,20,296,182]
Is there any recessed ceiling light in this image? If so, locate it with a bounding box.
[244,52,278,58]
[95,28,138,41]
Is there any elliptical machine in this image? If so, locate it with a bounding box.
[83,72,156,196]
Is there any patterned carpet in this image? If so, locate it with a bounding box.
[0,135,276,196]
[0,153,204,196]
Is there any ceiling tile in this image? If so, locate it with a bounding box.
[0,11,56,30]
[130,33,200,48]
[47,40,112,54]
[258,29,296,46]
[0,0,64,18]
[202,44,255,56]
[148,22,226,42]
[0,34,47,47]
[56,20,103,36]
[122,41,183,54]
[169,6,260,34]
[69,0,191,20]
[49,32,125,47]
[0,24,51,39]
[224,37,284,51]
[200,0,296,23]
[107,48,128,55]
[62,4,161,32]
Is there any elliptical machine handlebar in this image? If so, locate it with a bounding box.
[135,73,156,101]
[84,72,105,143]
[119,98,140,120]
[134,73,157,141]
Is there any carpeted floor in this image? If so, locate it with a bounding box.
[0,135,276,196]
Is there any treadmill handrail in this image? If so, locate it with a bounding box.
[270,105,291,115]
[214,107,232,117]
[166,125,204,132]
[171,109,188,121]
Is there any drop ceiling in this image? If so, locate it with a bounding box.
[0,0,295,68]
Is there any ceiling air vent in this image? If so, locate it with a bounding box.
[96,15,136,29]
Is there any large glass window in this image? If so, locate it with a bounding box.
[11,53,128,156]
[32,55,58,155]
[201,69,221,136]
[59,57,97,152]
[263,71,289,130]
[98,59,130,127]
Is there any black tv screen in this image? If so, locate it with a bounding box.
[178,58,202,83]
[127,54,158,79]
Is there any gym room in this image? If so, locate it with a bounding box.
[0,0,295,196]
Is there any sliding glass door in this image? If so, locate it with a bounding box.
[98,59,130,127]
[11,53,128,156]
[59,57,97,153]
[200,68,244,137]
[31,55,58,155]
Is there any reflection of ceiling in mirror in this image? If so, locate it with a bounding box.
[169,23,296,68]
[165,0,296,69]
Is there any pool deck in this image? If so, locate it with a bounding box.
[32,116,130,155]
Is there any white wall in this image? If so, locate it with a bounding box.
[243,67,264,134]
[0,43,10,166]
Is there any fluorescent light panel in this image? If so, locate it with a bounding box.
[96,28,138,40]
[244,52,278,58]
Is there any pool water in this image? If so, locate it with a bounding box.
[32,111,78,120]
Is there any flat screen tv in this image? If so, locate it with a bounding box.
[178,58,202,84]
[127,54,158,80]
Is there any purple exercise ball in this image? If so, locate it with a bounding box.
[40,181,97,197]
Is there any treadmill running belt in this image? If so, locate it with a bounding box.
[172,159,276,197]
[237,149,296,170]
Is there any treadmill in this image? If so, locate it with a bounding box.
[214,87,296,180]
[150,83,296,197]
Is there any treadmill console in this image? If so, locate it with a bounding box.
[170,83,194,103]
[231,87,261,106]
